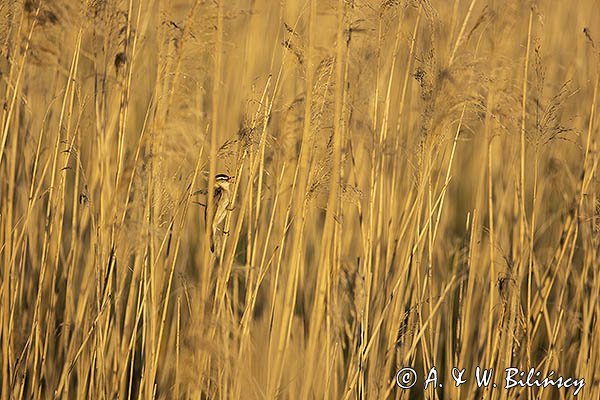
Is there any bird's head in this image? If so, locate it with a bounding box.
[215,173,234,190]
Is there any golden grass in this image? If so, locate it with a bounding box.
[1,0,599,398]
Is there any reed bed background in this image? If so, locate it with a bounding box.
[1,0,599,398]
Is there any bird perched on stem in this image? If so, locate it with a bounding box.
[193,173,235,253]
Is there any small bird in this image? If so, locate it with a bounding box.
[194,173,234,253]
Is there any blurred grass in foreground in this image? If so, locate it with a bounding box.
[1,0,599,398]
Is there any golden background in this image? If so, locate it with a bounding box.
[0,0,599,398]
